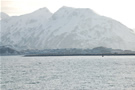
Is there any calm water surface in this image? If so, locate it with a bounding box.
[0,56,135,90]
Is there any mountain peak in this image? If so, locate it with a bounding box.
[17,7,53,19]
[56,6,97,16]
[59,6,95,12]
[0,12,10,20]
[37,7,51,12]
[33,7,52,14]
[51,6,98,22]
[60,6,75,9]
[57,6,75,12]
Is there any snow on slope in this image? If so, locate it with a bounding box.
[0,12,10,20]
[1,6,135,50]
[0,7,52,50]
[40,6,135,50]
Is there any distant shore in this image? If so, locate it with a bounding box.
[24,54,135,57]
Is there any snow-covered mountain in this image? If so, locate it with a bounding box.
[0,7,52,50]
[1,6,135,50]
[0,12,10,20]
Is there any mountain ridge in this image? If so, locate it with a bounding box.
[40,6,135,50]
[0,12,10,20]
[1,6,135,51]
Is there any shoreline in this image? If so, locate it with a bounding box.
[24,54,135,57]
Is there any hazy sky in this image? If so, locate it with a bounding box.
[1,0,135,29]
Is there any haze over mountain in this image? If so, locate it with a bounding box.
[1,6,135,51]
[133,28,135,32]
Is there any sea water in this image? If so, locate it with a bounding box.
[0,56,135,90]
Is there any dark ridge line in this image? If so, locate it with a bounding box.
[24,54,135,57]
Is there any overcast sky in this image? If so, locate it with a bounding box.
[1,0,135,29]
